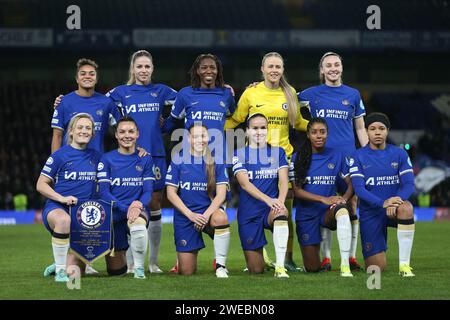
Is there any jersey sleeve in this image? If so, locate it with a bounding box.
[340,154,350,178]
[108,100,122,124]
[40,153,62,181]
[278,148,289,170]
[216,164,229,186]
[139,156,155,205]
[105,86,125,118]
[349,155,385,208]
[162,85,178,106]
[96,156,111,183]
[232,152,247,176]
[397,149,415,200]
[105,86,122,103]
[51,100,65,131]
[297,90,311,108]
[170,91,186,120]
[165,161,180,188]
[354,91,366,118]
[226,88,236,117]
[225,89,250,129]
[288,152,296,182]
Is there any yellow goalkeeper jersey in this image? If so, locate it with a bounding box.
[225,82,308,157]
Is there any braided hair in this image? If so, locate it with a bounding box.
[293,117,328,187]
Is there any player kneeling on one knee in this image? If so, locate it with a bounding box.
[291,117,355,277]
[232,113,291,278]
[349,112,416,277]
[98,117,155,279]
[166,124,231,278]
[37,114,101,282]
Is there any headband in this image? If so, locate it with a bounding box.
[365,113,390,129]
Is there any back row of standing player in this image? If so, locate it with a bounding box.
[39,50,415,280]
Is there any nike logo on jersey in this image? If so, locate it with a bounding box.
[125,95,132,98]
[191,101,199,106]
[256,104,264,108]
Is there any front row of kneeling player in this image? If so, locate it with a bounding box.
[37,112,415,282]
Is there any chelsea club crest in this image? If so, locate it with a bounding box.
[76,201,106,230]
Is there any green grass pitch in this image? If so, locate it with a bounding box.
[0,221,449,300]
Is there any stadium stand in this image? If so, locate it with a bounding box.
[1,0,449,30]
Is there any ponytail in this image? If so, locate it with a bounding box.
[279,76,298,127]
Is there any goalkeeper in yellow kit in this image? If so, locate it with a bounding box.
[225,52,309,271]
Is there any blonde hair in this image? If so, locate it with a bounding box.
[66,113,95,145]
[261,52,298,127]
[127,50,153,85]
[188,123,216,199]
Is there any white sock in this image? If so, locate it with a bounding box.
[126,235,134,269]
[320,227,332,260]
[273,220,289,268]
[52,236,69,273]
[336,211,351,268]
[148,210,162,265]
[398,222,415,265]
[129,221,148,269]
[214,227,230,267]
[350,219,359,259]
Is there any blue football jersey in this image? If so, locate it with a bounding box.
[165,152,229,217]
[290,148,349,219]
[170,86,235,132]
[298,84,365,155]
[106,83,177,156]
[51,91,121,153]
[169,86,235,164]
[349,144,414,214]
[232,145,289,220]
[40,145,100,200]
[97,150,155,211]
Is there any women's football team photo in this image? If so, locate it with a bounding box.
[37,49,416,283]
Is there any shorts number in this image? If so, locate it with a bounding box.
[153,166,162,180]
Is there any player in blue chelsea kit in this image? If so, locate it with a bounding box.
[290,118,355,277]
[97,117,155,279]
[163,53,235,273]
[298,52,367,272]
[37,114,101,282]
[51,58,121,154]
[49,58,122,275]
[232,114,290,278]
[349,113,415,277]
[106,50,177,274]
[162,53,235,164]
[165,123,231,278]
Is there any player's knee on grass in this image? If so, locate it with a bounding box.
[178,254,197,276]
[396,201,414,220]
[245,250,265,274]
[210,210,228,227]
[107,265,127,276]
[365,253,386,272]
[106,251,127,276]
[301,245,321,272]
[248,264,265,274]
